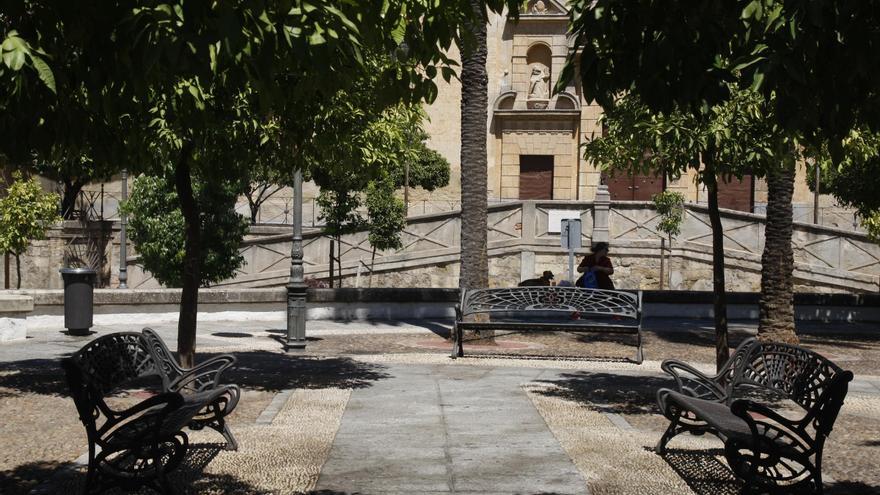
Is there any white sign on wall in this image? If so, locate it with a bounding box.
[547,209,583,234]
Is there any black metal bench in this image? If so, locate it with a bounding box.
[62,330,240,494]
[656,338,854,494]
[142,328,240,451]
[451,287,643,363]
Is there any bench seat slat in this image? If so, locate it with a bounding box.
[457,322,639,334]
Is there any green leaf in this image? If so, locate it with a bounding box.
[29,54,56,93]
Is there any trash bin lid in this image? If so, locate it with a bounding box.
[59,267,97,275]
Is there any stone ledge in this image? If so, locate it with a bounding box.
[641,290,880,306]
[0,294,35,313]
[10,288,880,308]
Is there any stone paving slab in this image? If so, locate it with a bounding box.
[315,364,588,494]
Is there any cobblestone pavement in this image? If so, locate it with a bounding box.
[1,317,878,494]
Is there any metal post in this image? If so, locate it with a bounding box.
[118,169,128,289]
[286,167,307,350]
[813,161,820,224]
[404,161,410,217]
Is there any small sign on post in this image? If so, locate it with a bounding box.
[561,218,582,284]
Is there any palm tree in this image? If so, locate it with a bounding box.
[459,0,491,336]
[460,0,488,292]
[758,161,799,344]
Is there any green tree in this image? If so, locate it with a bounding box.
[120,173,248,288]
[561,1,812,360]
[2,0,519,367]
[585,89,795,369]
[312,95,450,285]
[652,190,685,290]
[0,170,60,288]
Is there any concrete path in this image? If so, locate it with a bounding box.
[315,363,588,495]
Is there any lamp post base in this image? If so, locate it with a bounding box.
[285,284,308,352]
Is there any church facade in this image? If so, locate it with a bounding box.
[420,0,830,221]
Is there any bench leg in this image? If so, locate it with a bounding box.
[222,423,239,451]
[457,324,464,358]
[655,413,681,455]
[634,330,644,364]
[451,323,458,359]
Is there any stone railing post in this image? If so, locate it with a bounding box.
[592,185,610,244]
[520,201,536,281]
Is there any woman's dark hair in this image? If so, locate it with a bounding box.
[591,242,609,253]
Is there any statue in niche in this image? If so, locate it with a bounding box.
[531,0,548,14]
[528,66,550,99]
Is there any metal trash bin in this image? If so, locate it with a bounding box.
[60,268,96,335]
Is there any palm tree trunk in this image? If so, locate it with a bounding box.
[173,143,199,368]
[460,0,492,342]
[703,156,729,372]
[758,162,798,344]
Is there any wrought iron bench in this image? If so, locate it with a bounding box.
[656,338,854,494]
[451,287,643,363]
[62,331,239,494]
[142,328,240,451]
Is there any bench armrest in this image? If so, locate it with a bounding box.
[660,359,727,401]
[730,399,812,452]
[170,354,236,393]
[97,392,184,440]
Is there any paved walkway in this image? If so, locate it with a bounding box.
[316,364,587,494]
[4,316,880,494]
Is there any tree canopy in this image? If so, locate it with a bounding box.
[1,0,519,365]
[0,170,60,288]
[559,0,880,145]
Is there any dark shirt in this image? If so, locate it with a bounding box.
[579,254,614,290]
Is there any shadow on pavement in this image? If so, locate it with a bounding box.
[659,448,741,495]
[533,371,671,415]
[0,358,68,397]
[0,460,66,495]
[202,351,390,392]
[0,351,389,397]
[13,444,280,495]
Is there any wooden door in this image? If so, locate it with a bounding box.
[717,175,754,212]
[519,155,554,200]
[604,172,665,200]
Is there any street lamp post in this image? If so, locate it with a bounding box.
[286,168,307,350]
[119,169,128,289]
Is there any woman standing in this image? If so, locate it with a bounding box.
[577,242,615,290]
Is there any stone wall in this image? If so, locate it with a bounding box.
[4,198,879,293]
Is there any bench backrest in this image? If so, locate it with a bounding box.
[142,327,184,389]
[62,332,160,428]
[459,287,640,319]
[737,341,854,436]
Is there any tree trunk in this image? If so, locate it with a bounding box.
[4,252,9,289]
[460,0,492,342]
[247,191,259,224]
[758,162,798,344]
[704,157,729,372]
[15,253,21,289]
[173,144,199,368]
[61,180,84,219]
